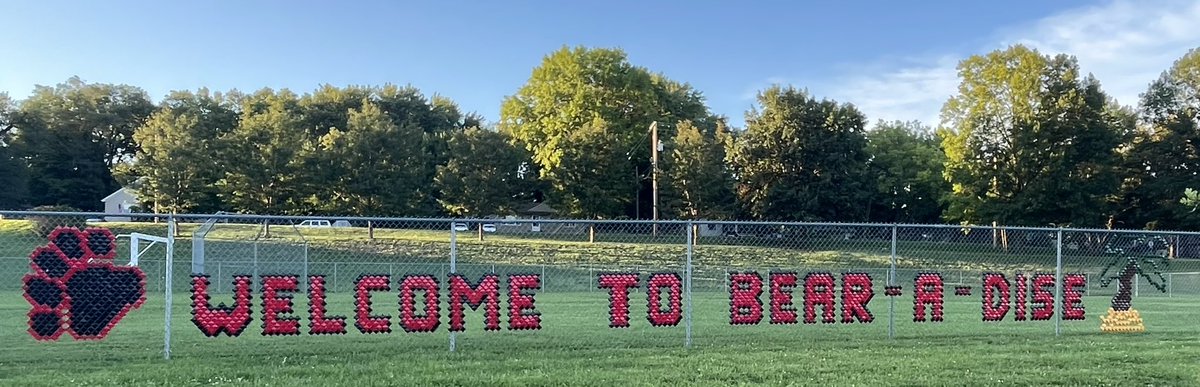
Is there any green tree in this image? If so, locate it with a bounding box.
[131,89,239,214]
[435,127,541,216]
[551,118,637,218]
[294,85,372,213]
[0,93,14,138]
[298,84,373,138]
[1116,48,1200,230]
[866,120,949,223]
[729,86,872,221]
[314,101,434,216]
[373,86,480,135]
[13,77,155,210]
[219,89,307,214]
[293,85,475,216]
[375,85,481,214]
[939,45,1126,227]
[666,119,736,219]
[500,46,712,218]
[1180,188,1200,212]
[0,93,29,209]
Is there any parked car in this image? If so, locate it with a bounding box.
[453,222,469,232]
[482,223,496,233]
[298,219,332,228]
[333,220,352,228]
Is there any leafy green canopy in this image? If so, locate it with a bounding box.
[0,93,28,209]
[1119,48,1200,230]
[8,46,1200,228]
[866,120,949,223]
[132,89,238,214]
[939,45,1128,227]
[435,127,541,216]
[667,119,736,220]
[500,46,713,218]
[131,85,489,217]
[13,77,156,211]
[728,86,872,221]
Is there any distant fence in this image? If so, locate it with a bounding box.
[3,211,1199,359]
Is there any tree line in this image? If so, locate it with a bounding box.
[1,44,1198,230]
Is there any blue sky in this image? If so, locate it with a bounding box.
[3,0,1198,128]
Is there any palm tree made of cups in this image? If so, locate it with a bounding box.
[1097,236,1169,311]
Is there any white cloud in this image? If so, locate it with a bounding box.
[824,56,961,127]
[1010,0,1200,109]
[802,0,1200,128]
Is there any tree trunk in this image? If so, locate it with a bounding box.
[1112,262,1137,311]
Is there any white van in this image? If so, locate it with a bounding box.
[298,219,331,228]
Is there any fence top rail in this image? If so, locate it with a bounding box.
[695,220,1073,232]
[0,211,696,225]
[1059,227,1200,237]
[5,210,1200,236]
[1,210,160,218]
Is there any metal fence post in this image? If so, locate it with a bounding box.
[1086,273,1091,296]
[1054,228,1063,337]
[450,221,458,353]
[252,242,259,287]
[303,242,310,293]
[889,225,897,340]
[723,267,729,293]
[164,215,176,360]
[685,221,694,348]
[131,236,141,268]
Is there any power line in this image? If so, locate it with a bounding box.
[624,122,653,161]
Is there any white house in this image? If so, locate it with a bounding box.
[697,223,727,237]
[496,202,584,234]
[101,188,139,222]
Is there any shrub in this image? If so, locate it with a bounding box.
[27,205,87,237]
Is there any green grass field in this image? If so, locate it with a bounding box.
[1,290,1198,386]
[2,217,1200,385]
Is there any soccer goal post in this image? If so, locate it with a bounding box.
[1166,272,1200,298]
[128,232,169,267]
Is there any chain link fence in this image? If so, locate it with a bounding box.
[2,211,1199,359]
[0,211,170,362]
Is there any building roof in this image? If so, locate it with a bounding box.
[101,187,139,203]
[523,202,558,214]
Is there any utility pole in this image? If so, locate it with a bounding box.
[651,121,659,237]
